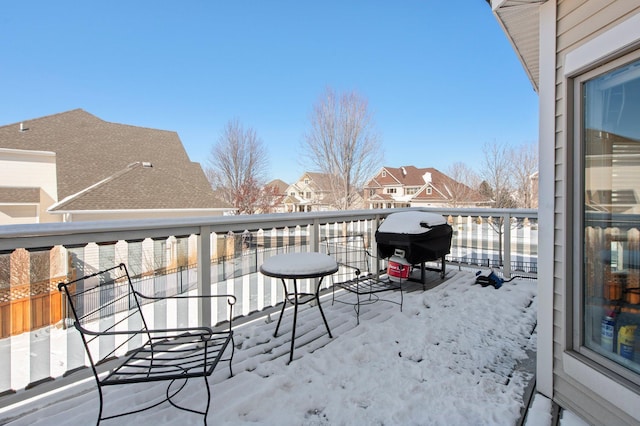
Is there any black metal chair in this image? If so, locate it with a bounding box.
[323,234,403,324]
[58,263,235,425]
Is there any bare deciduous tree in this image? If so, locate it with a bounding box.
[481,141,516,209]
[256,183,283,214]
[510,143,538,208]
[206,120,269,215]
[479,141,539,266]
[445,162,481,207]
[302,88,382,210]
[480,141,517,266]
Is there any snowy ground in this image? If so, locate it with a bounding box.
[0,270,582,425]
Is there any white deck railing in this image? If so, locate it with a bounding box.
[0,207,537,396]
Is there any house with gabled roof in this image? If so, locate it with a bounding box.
[364,166,487,209]
[0,109,233,224]
[282,172,335,212]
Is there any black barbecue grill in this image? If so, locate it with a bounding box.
[375,211,453,282]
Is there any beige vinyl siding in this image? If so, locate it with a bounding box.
[559,1,639,51]
[553,1,640,425]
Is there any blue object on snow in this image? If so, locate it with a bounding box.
[475,270,504,289]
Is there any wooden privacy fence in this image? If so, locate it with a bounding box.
[0,281,63,339]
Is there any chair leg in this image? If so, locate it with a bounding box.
[203,374,211,426]
[228,337,235,377]
[332,284,336,305]
[96,384,104,425]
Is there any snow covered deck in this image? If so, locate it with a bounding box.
[1,269,538,426]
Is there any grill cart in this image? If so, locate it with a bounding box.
[375,211,453,283]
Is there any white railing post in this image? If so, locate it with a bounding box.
[503,212,512,279]
[311,219,320,252]
[374,214,382,274]
[197,226,212,327]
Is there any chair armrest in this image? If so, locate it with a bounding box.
[134,291,237,328]
[337,262,361,276]
[135,291,236,306]
[75,323,215,340]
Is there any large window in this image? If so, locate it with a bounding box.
[579,52,640,377]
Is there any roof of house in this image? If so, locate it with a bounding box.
[489,0,542,92]
[288,172,333,194]
[0,109,231,211]
[301,172,333,192]
[0,187,40,203]
[369,166,430,187]
[265,179,289,194]
[366,166,486,203]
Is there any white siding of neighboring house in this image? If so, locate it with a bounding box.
[0,148,59,224]
[547,1,640,424]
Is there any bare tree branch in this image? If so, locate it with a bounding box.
[480,141,516,209]
[205,119,269,214]
[445,162,481,207]
[510,143,538,208]
[479,141,539,266]
[302,88,382,210]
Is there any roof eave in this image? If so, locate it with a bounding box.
[490,0,546,93]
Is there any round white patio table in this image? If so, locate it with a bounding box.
[259,252,339,364]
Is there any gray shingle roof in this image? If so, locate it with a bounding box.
[266,179,289,194]
[0,109,231,211]
[0,187,40,203]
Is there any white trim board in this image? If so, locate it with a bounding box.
[564,12,640,77]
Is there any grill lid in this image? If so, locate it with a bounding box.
[377,211,446,234]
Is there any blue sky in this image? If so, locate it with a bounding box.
[1,1,538,184]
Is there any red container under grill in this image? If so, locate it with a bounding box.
[387,251,411,282]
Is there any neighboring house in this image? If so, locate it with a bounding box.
[261,179,289,214]
[364,166,487,209]
[0,148,58,224]
[282,172,334,212]
[0,109,233,224]
[491,1,640,424]
[0,110,236,335]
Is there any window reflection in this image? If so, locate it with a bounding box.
[583,57,640,373]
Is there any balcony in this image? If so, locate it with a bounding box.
[0,207,538,424]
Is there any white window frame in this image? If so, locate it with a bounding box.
[564,12,640,417]
[572,51,640,377]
